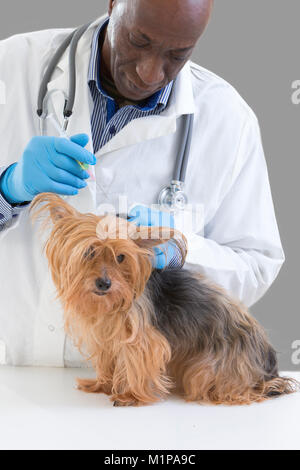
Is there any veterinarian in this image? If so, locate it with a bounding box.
[0,0,285,367]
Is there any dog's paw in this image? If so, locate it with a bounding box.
[111,394,142,407]
[76,377,111,394]
[113,399,138,407]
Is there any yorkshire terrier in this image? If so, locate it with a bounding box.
[29,193,299,407]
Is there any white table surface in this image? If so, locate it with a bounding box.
[0,366,299,450]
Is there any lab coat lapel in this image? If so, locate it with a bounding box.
[97,61,196,157]
[45,14,109,145]
[45,18,101,212]
[46,31,94,151]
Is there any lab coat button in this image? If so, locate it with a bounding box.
[109,125,116,135]
[48,324,55,332]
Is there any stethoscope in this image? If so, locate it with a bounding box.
[36,21,194,212]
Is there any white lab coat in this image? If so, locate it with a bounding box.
[0,14,285,367]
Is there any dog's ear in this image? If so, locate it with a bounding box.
[29,193,78,226]
[48,202,76,223]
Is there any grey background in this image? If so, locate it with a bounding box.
[0,0,299,370]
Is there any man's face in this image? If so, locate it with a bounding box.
[102,0,213,102]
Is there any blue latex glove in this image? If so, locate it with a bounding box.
[0,133,96,204]
[152,240,178,270]
[128,204,176,269]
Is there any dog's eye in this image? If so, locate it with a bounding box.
[117,254,125,263]
[84,246,96,260]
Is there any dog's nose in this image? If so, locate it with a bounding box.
[95,277,112,292]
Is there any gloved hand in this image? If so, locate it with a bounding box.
[0,133,96,204]
[128,204,176,269]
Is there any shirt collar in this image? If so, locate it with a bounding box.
[88,16,173,111]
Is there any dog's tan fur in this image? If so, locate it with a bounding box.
[29,193,299,406]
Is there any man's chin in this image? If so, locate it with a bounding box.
[117,76,153,102]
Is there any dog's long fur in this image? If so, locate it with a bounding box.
[29,193,299,406]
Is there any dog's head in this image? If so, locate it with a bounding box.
[30,193,187,322]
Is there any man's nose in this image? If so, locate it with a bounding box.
[136,56,165,87]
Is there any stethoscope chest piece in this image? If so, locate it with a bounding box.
[158,180,188,212]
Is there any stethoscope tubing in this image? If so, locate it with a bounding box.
[66,22,93,117]
[37,29,76,117]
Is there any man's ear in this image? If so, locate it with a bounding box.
[29,192,78,226]
[108,0,115,16]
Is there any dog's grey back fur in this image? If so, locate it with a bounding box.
[146,268,280,383]
[146,268,229,351]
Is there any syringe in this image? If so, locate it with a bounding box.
[46,113,95,181]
